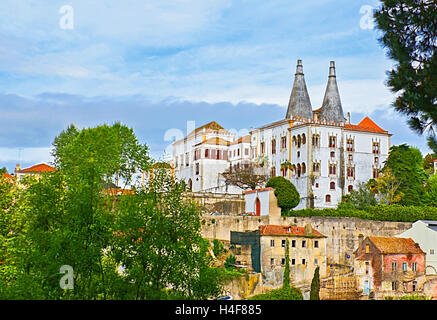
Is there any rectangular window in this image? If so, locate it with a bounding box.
[302,259,306,265]
[195,163,200,175]
[403,263,407,271]
[272,139,276,154]
[205,149,209,159]
[281,258,286,265]
[392,262,398,272]
[245,148,249,156]
[329,136,336,148]
[291,240,296,248]
[281,240,286,248]
[260,142,265,154]
[270,239,275,247]
[291,259,296,265]
[302,240,306,248]
[412,263,417,271]
[392,281,398,291]
[314,240,319,248]
[270,258,274,265]
[430,249,435,255]
[314,258,318,265]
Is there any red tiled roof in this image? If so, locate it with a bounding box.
[369,236,425,254]
[243,187,274,194]
[231,135,251,145]
[344,116,387,134]
[201,137,232,146]
[17,163,56,173]
[2,172,13,179]
[259,225,326,238]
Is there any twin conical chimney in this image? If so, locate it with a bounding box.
[285,60,313,120]
[319,61,345,123]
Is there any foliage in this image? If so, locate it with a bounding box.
[221,164,269,190]
[310,266,320,300]
[374,0,437,149]
[248,286,303,300]
[111,168,223,300]
[283,239,290,289]
[212,239,225,257]
[424,174,437,206]
[341,182,377,210]
[224,254,237,269]
[382,144,427,206]
[266,176,300,212]
[374,168,403,205]
[0,123,223,300]
[424,153,436,175]
[283,204,437,223]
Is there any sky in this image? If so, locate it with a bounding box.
[0,0,432,173]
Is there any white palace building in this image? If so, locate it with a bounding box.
[172,60,391,209]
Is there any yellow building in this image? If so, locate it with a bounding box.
[259,224,327,286]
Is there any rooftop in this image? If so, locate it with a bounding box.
[259,224,326,238]
[16,163,56,174]
[368,236,425,255]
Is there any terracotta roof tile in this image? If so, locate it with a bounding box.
[2,173,13,179]
[369,236,425,254]
[344,116,387,134]
[200,137,232,146]
[259,225,326,238]
[231,135,251,145]
[17,163,56,173]
[243,187,274,194]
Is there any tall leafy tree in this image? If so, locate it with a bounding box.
[310,266,320,300]
[382,144,427,206]
[112,168,223,299]
[374,0,437,151]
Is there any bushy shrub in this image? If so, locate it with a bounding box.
[282,204,437,223]
[266,176,300,212]
[212,239,224,257]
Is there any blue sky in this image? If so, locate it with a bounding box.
[0,0,432,172]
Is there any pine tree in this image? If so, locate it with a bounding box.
[310,266,320,300]
[374,0,437,150]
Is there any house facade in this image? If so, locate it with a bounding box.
[354,236,426,298]
[397,220,437,275]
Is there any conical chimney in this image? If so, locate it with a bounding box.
[319,61,345,123]
[285,60,313,120]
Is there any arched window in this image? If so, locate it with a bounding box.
[348,185,353,193]
[297,135,301,148]
[271,167,276,177]
[325,194,331,203]
[302,163,306,175]
[297,164,301,178]
[330,182,335,190]
[188,179,193,191]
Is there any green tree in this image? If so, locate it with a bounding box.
[424,153,436,175]
[374,0,437,151]
[266,176,300,212]
[345,182,377,210]
[310,266,320,300]
[424,175,437,206]
[111,168,223,299]
[283,239,290,289]
[375,168,403,205]
[382,144,427,206]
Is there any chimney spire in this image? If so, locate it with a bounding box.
[320,61,345,123]
[285,59,313,120]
